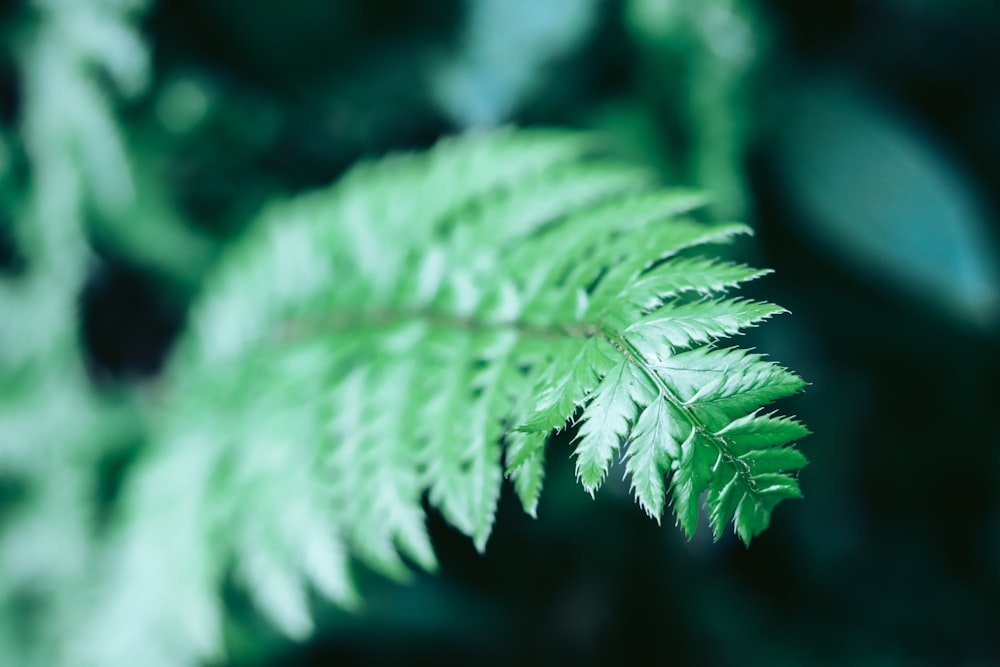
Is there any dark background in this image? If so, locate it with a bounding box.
[8,0,1000,664]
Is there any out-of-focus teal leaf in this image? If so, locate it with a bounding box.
[433,0,602,127]
[776,85,1000,327]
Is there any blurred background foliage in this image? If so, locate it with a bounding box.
[2,0,1000,665]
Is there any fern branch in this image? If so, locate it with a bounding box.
[89,128,808,661]
[599,327,764,529]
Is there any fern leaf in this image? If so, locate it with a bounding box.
[657,347,806,427]
[518,337,615,433]
[670,430,718,536]
[511,190,711,317]
[623,398,679,520]
[625,298,786,354]
[573,357,655,494]
[113,128,808,652]
[506,430,547,517]
[572,220,752,310]
[239,544,314,639]
[719,412,812,455]
[634,257,772,299]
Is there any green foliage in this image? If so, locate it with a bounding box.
[0,2,152,666]
[624,0,768,218]
[72,128,807,663]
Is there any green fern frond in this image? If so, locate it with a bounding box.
[102,128,807,657]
